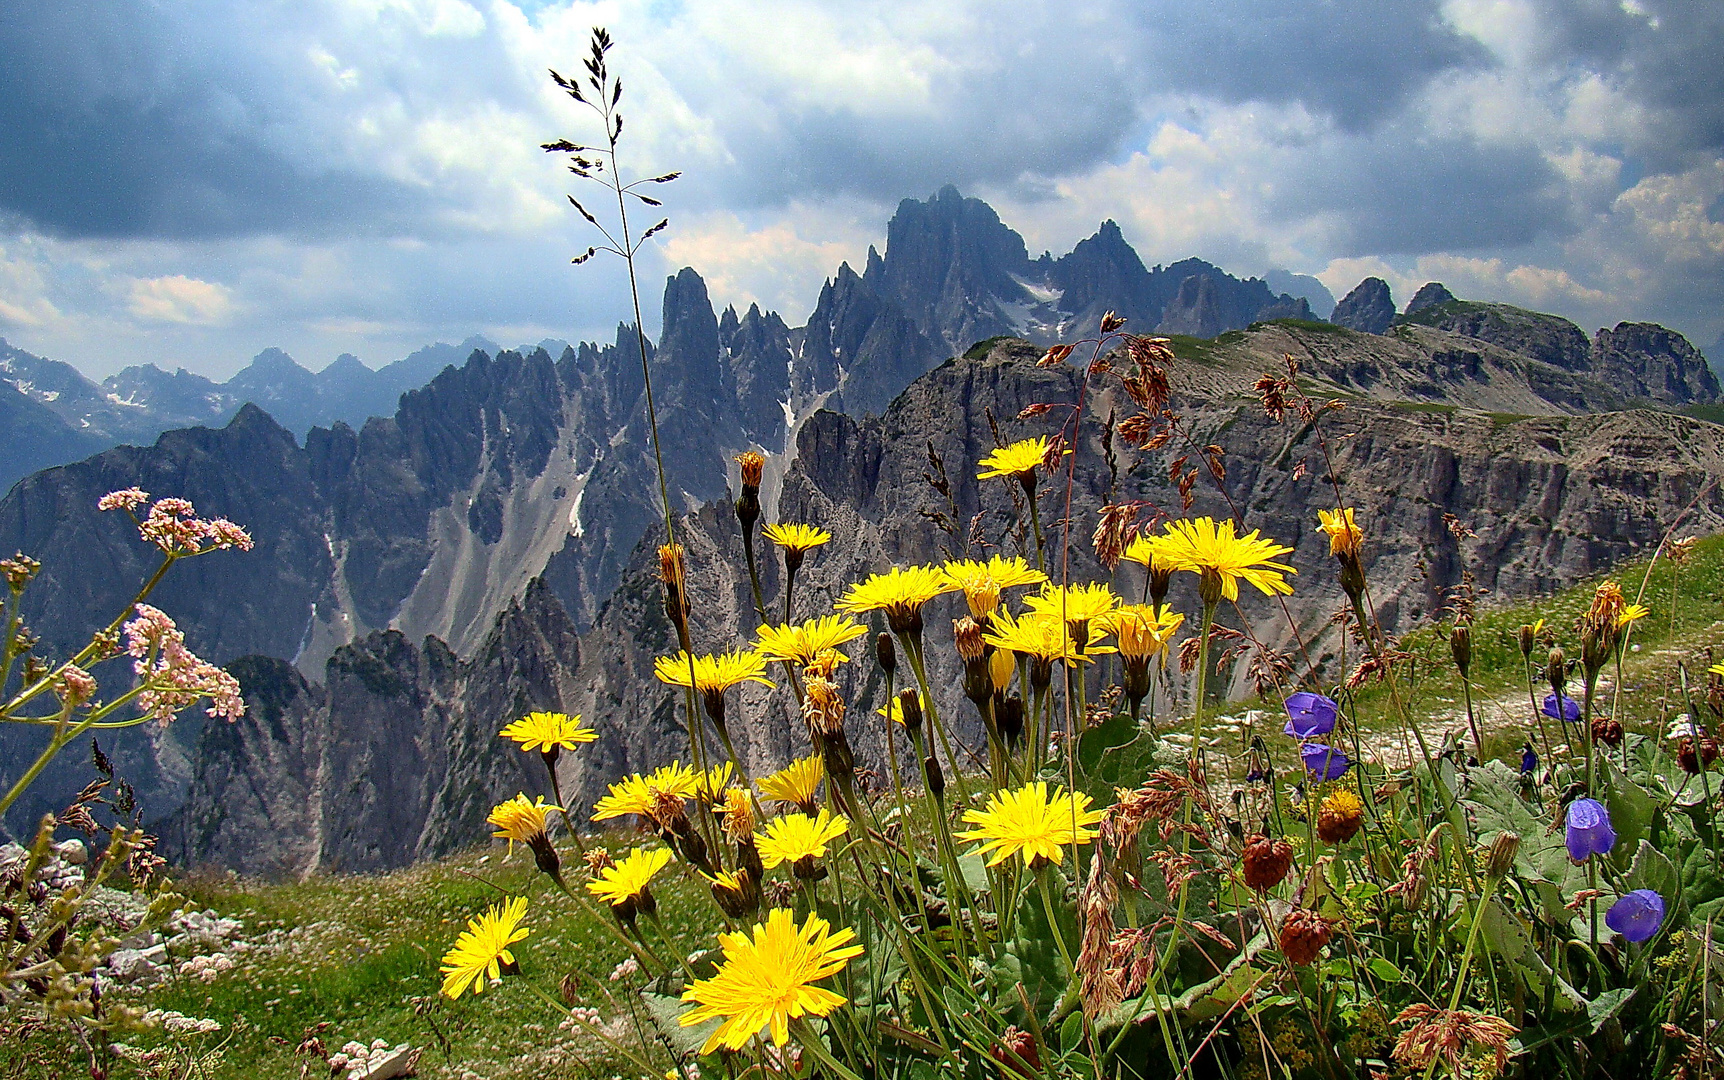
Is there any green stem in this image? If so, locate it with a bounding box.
[1036,864,1075,977]
[1191,601,1217,767]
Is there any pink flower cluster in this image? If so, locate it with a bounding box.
[123,604,245,724]
[97,490,254,556]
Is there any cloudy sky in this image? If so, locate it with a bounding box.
[2,0,1721,379]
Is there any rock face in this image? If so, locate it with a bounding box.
[1332,278,1397,334]
[1404,282,1455,315]
[165,336,1724,872]
[1590,322,1721,405]
[163,581,575,876]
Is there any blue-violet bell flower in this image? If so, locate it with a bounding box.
[1520,744,1538,774]
[1605,889,1665,943]
[1300,742,1350,782]
[1565,797,1615,861]
[1289,693,1337,734]
[1543,693,1581,722]
[1283,692,1339,739]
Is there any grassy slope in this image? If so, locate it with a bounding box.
[25,839,712,1079]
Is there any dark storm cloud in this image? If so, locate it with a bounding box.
[0,0,417,240]
[1144,0,1490,131]
[1273,131,1572,255]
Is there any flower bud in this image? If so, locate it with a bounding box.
[875,632,896,676]
[895,688,923,733]
[560,973,581,1007]
[923,754,945,800]
[996,693,1025,746]
[954,617,985,663]
[1517,623,1535,661]
[1591,716,1623,748]
[1485,831,1520,879]
[734,452,763,533]
[1450,623,1472,678]
[989,648,1015,695]
[1546,647,1566,701]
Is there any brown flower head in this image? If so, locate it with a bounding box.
[1670,535,1699,566]
[1278,908,1331,966]
[1592,715,1624,748]
[991,1027,1041,1079]
[1242,834,1294,891]
[801,674,846,737]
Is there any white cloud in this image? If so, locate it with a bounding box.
[0,243,62,328]
[125,275,238,325]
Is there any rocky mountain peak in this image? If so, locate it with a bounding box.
[1332,278,1397,334]
[1405,281,1455,315]
[1592,322,1722,405]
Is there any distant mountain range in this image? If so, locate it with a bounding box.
[0,335,508,493]
[0,185,1720,868]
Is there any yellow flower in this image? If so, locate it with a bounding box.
[1316,508,1364,559]
[977,437,1067,482]
[943,555,1048,592]
[1022,581,1120,626]
[981,610,1108,665]
[1709,661,1724,679]
[762,522,833,554]
[755,615,868,667]
[654,650,775,694]
[439,896,530,999]
[755,810,850,869]
[487,794,558,850]
[1120,534,1167,569]
[586,847,673,908]
[498,711,596,753]
[835,565,957,629]
[1103,604,1185,664]
[694,762,735,802]
[1618,603,1650,628]
[678,908,863,1052]
[877,691,929,726]
[591,762,700,821]
[957,781,1104,867]
[758,755,824,812]
[1148,517,1296,602]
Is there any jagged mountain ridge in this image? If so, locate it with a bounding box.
[170,336,1724,875]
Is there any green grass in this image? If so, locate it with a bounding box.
[1344,532,1724,762]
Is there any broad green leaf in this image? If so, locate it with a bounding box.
[642,991,716,1057]
[1367,958,1404,982]
[1600,759,1657,867]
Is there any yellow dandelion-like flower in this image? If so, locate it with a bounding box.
[1149,517,1296,602]
[877,691,929,726]
[498,711,596,753]
[654,650,775,694]
[439,896,530,999]
[1103,604,1184,664]
[678,908,863,1052]
[762,523,832,554]
[1618,603,1651,629]
[591,762,700,821]
[943,555,1048,592]
[759,755,824,812]
[487,794,558,850]
[694,762,736,802]
[977,437,1068,482]
[586,847,673,908]
[755,615,868,667]
[1120,534,1167,570]
[957,781,1104,867]
[1316,508,1364,559]
[835,565,957,629]
[982,610,1108,665]
[755,809,850,869]
[1023,581,1120,626]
